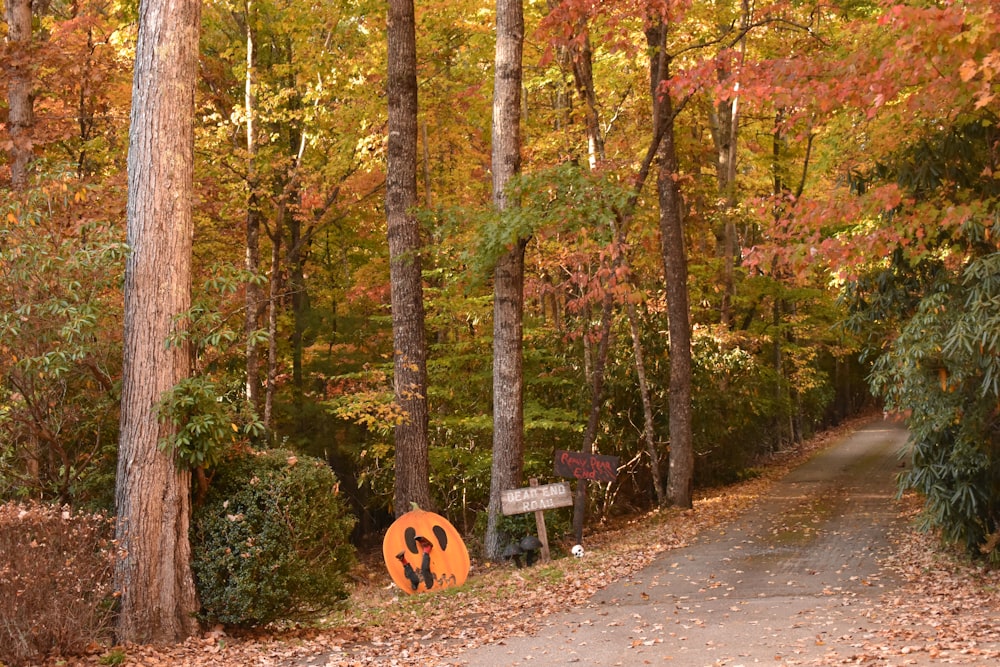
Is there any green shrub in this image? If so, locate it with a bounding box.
[191,449,356,627]
[869,254,1000,557]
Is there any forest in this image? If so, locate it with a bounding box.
[1,0,999,654]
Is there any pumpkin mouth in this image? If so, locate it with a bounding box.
[395,541,435,590]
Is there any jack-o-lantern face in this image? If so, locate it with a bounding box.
[381,505,469,594]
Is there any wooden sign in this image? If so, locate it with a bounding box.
[554,450,619,483]
[500,481,573,516]
[500,479,568,564]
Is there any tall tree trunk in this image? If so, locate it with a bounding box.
[485,0,525,560]
[4,0,34,190]
[3,0,36,484]
[286,200,308,392]
[571,292,613,543]
[73,9,97,178]
[264,219,282,432]
[647,22,694,509]
[562,9,665,506]
[387,0,431,514]
[244,4,264,416]
[568,27,604,169]
[712,0,750,328]
[713,93,739,328]
[626,299,665,505]
[113,0,201,643]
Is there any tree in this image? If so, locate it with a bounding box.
[762,0,1000,556]
[4,0,33,190]
[386,0,431,514]
[485,0,526,560]
[710,0,749,329]
[646,19,694,509]
[113,0,201,643]
[243,0,266,417]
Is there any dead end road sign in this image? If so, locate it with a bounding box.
[499,479,573,564]
[500,481,573,516]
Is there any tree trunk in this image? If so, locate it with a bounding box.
[244,6,264,416]
[264,218,282,432]
[485,0,526,560]
[114,0,201,643]
[387,0,431,515]
[711,0,749,329]
[568,27,604,169]
[286,199,308,392]
[4,0,34,190]
[713,88,739,328]
[647,22,694,509]
[557,9,663,507]
[3,0,36,485]
[486,239,527,557]
[571,292,613,543]
[626,299,666,505]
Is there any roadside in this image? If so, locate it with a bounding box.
[52,416,1000,666]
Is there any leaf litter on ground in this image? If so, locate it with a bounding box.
[43,415,1000,667]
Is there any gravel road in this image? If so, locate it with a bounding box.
[453,419,920,666]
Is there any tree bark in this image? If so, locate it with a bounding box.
[485,0,526,560]
[713,89,739,328]
[387,0,431,515]
[647,22,694,509]
[567,10,665,507]
[555,7,664,507]
[4,0,34,190]
[568,26,604,169]
[286,196,309,392]
[244,4,264,416]
[113,0,201,643]
[571,292,613,543]
[711,0,749,329]
[264,213,282,432]
[626,298,665,505]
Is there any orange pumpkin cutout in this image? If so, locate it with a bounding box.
[381,504,469,594]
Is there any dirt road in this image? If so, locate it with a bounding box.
[453,419,923,666]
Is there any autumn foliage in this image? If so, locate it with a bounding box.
[2,0,1000,658]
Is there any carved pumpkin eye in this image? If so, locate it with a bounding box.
[432,525,448,551]
[382,505,470,594]
[404,526,418,554]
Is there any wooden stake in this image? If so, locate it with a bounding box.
[530,478,551,563]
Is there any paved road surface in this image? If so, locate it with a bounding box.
[454,419,912,666]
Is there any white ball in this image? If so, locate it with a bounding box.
[571,544,585,558]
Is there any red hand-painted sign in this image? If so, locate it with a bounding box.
[553,450,619,483]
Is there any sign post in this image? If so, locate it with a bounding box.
[500,479,573,563]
